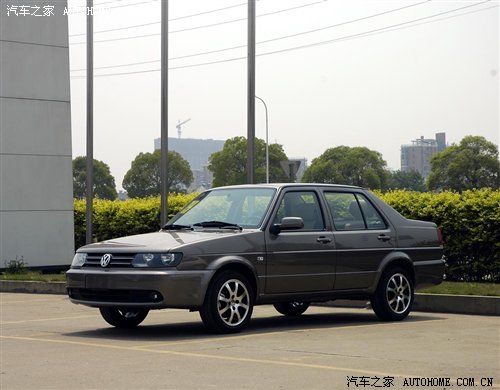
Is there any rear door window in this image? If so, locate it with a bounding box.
[324,192,386,231]
[356,195,387,230]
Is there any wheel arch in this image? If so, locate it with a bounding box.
[371,252,415,293]
[207,256,259,301]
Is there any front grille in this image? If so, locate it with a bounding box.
[68,288,163,303]
[83,253,135,268]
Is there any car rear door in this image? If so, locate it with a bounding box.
[264,189,336,294]
[322,191,394,290]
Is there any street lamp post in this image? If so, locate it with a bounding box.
[160,0,169,227]
[85,0,93,244]
[255,96,269,184]
[247,0,256,184]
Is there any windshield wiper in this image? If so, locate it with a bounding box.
[162,223,193,231]
[192,221,242,231]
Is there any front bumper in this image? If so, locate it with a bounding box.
[66,268,214,309]
[414,258,446,289]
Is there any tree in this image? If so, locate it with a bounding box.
[427,136,500,191]
[302,146,389,189]
[73,157,117,200]
[122,150,193,198]
[208,136,289,187]
[387,170,426,192]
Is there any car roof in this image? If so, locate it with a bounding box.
[210,183,364,191]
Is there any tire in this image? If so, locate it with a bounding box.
[200,270,254,333]
[99,307,149,328]
[371,267,414,321]
[274,301,310,317]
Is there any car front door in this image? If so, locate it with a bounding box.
[264,189,336,294]
[323,191,394,290]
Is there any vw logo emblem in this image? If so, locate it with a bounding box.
[100,253,112,268]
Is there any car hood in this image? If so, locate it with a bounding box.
[78,229,256,253]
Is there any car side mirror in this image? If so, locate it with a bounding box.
[270,217,304,235]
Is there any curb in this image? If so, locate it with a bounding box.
[413,293,499,316]
[322,294,500,316]
[1,280,498,316]
[0,280,66,295]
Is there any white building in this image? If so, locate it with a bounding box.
[0,2,74,270]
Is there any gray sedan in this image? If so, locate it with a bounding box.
[67,184,445,333]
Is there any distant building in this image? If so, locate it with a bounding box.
[294,158,308,182]
[154,137,225,190]
[401,133,447,179]
[191,166,214,192]
[281,158,308,182]
[117,190,128,201]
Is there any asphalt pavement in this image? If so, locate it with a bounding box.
[1,293,499,389]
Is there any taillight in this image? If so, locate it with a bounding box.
[437,228,444,246]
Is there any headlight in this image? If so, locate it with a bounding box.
[71,253,87,267]
[132,253,183,268]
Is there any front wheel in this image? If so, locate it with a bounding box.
[371,267,414,321]
[274,301,310,316]
[99,307,149,328]
[200,270,254,333]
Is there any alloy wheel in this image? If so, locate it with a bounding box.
[386,273,411,314]
[217,279,250,327]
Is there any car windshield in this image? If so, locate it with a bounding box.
[167,188,276,229]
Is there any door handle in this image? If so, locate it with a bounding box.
[316,236,332,244]
[377,234,391,242]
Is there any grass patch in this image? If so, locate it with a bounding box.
[419,281,500,296]
[0,272,66,282]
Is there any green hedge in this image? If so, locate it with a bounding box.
[74,189,499,282]
[378,189,499,282]
[74,193,198,250]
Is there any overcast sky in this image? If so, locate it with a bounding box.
[68,0,500,190]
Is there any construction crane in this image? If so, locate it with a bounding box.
[176,118,191,139]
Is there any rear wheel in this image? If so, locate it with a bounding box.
[99,307,149,328]
[371,267,413,321]
[200,270,254,333]
[273,301,310,317]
